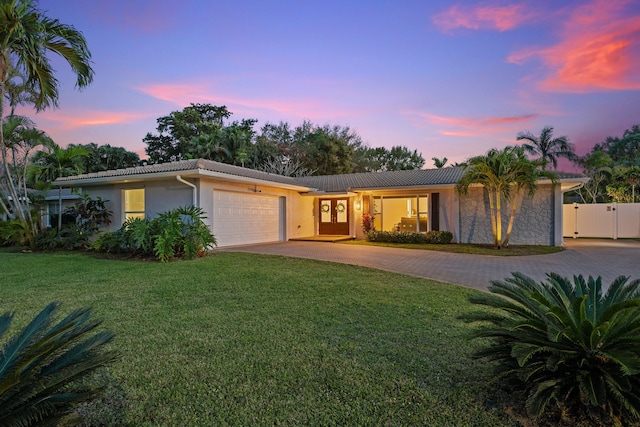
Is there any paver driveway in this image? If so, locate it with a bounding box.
[225,239,640,291]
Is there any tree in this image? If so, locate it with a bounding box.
[0,0,93,231]
[70,143,140,172]
[30,142,88,230]
[353,145,425,172]
[143,104,233,163]
[0,115,51,242]
[432,157,448,168]
[516,126,576,170]
[455,146,556,248]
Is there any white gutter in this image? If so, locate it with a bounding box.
[176,175,198,207]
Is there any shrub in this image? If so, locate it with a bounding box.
[361,213,375,233]
[464,272,640,425]
[33,195,112,251]
[365,230,453,244]
[0,302,118,427]
[93,206,217,262]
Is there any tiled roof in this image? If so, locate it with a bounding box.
[56,158,306,188]
[56,159,585,193]
[296,167,465,192]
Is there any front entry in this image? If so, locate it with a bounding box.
[319,198,349,235]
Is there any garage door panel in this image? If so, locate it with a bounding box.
[213,190,281,246]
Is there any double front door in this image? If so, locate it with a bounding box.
[319,198,349,235]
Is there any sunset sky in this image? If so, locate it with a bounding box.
[30,0,640,170]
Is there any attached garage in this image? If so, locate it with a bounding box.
[212,190,284,246]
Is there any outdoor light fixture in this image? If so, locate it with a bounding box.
[354,198,362,211]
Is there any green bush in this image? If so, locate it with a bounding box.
[93,206,217,262]
[0,302,118,427]
[464,272,640,425]
[366,230,453,244]
[33,195,112,251]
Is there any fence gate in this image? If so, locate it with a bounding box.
[563,202,640,239]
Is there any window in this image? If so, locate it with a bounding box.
[124,189,145,220]
[372,195,429,233]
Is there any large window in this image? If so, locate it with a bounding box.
[372,196,428,232]
[124,189,145,220]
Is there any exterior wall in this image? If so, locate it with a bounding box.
[197,178,315,241]
[79,180,194,232]
[459,184,555,245]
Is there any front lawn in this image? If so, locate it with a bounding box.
[0,251,514,426]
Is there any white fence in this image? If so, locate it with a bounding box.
[563,203,640,239]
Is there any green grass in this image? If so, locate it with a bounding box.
[0,251,515,426]
[342,239,564,256]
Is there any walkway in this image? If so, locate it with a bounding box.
[224,239,640,291]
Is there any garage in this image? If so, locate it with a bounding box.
[212,190,283,246]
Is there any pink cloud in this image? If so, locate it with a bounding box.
[432,3,533,32]
[135,81,368,121]
[32,109,151,130]
[508,0,640,92]
[406,111,538,137]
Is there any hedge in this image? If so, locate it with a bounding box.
[365,230,453,244]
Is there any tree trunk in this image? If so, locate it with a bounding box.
[58,186,63,231]
[495,189,502,248]
[503,189,520,247]
[487,188,497,246]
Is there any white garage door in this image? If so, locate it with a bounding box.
[212,190,282,247]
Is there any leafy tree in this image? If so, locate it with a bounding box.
[464,272,640,425]
[353,145,425,172]
[456,146,556,248]
[69,143,140,173]
[593,124,640,166]
[301,126,356,175]
[0,0,93,232]
[517,126,576,170]
[143,104,233,163]
[0,302,117,427]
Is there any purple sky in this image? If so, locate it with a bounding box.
[28,0,640,170]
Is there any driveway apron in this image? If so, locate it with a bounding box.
[224,239,640,291]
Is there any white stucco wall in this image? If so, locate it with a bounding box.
[197,178,315,242]
[458,184,556,245]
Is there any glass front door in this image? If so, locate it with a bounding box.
[319,199,349,235]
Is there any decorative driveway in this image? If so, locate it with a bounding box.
[224,239,640,291]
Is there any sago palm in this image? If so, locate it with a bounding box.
[0,302,117,427]
[464,272,640,425]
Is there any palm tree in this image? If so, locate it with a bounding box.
[0,0,94,226]
[456,146,557,248]
[625,166,640,202]
[517,126,576,170]
[30,142,88,230]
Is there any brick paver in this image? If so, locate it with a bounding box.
[224,239,640,291]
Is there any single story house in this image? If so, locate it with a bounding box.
[54,158,587,247]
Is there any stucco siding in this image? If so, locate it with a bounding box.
[459,184,555,245]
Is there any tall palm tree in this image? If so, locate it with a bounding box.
[30,142,88,230]
[455,146,557,248]
[516,126,576,170]
[0,0,94,225]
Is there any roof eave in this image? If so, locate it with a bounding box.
[55,168,315,192]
